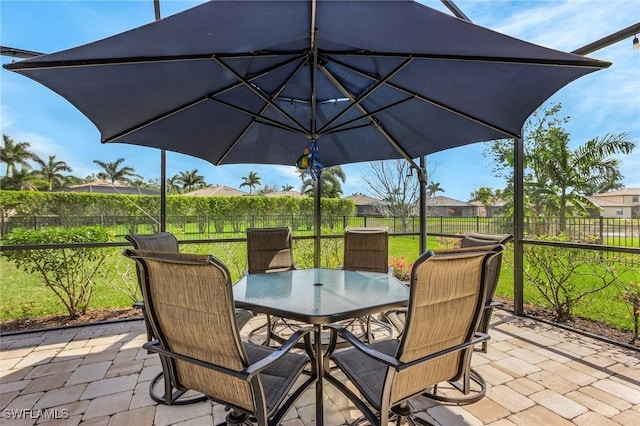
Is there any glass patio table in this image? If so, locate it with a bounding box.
[233,268,409,425]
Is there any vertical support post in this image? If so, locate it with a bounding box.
[514,136,524,315]
[314,176,321,267]
[419,156,427,254]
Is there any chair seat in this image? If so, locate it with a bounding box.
[331,339,398,410]
[244,343,308,413]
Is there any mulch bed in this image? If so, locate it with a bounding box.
[1,302,637,348]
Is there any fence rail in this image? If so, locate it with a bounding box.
[2,214,638,246]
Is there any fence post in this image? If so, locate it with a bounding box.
[33,215,38,231]
[476,215,480,232]
[599,216,604,244]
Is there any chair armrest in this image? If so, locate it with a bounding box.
[244,326,313,378]
[324,324,403,370]
[143,327,314,381]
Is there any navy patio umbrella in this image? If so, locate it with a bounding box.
[4,0,609,256]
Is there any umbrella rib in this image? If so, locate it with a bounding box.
[322,97,414,136]
[316,56,413,135]
[329,56,519,139]
[318,65,420,170]
[213,57,308,134]
[216,59,311,165]
[101,55,306,144]
[321,50,609,69]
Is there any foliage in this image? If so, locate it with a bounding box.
[389,257,413,281]
[301,165,346,198]
[617,263,640,343]
[35,155,73,191]
[93,157,139,184]
[2,227,115,318]
[485,104,636,232]
[1,134,41,177]
[523,234,620,322]
[174,169,207,192]
[240,171,261,194]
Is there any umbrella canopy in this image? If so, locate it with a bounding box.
[4,0,608,171]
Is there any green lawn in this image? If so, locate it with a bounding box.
[1,235,636,336]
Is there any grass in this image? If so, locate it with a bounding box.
[1,234,636,336]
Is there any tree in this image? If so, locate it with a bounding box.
[470,186,499,217]
[174,169,206,192]
[1,134,41,177]
[240,171,261,194]
[486,104,635,232]
[301,166,346,198]
[281,184,294,191]
[36,155,72,190]
[360,160,419,231]
[93,157,138,184]
[255,183,278,195]
[426,181,444,198]
[0,168,41,190]
[166,175,182,194]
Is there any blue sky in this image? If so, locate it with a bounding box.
[1,0,638,201]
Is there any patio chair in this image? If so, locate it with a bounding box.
[324,248,496,425]
[341,227,394,343]
[245,227,295,346]
[125,233,252,405]
[460,232,513,248]
[123,249,315,425]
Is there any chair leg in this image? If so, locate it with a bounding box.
[422,368,487,404]
[149,363,208,405]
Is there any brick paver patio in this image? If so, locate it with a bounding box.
[1,310,638,425]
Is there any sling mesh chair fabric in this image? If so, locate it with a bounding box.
[324,249,495,425]
[342,227,393,343]
[123,249,315,425]
[125,232,253,405]
[245,227,295,346]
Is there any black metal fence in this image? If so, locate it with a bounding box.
[2,214,638,246]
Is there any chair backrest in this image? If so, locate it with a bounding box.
[391,249,495,404]
[124,249,256,412]
[433,244,505,308]
[343,227,389,273]
[246,227,294,273]
[460,232,513,248]
[125,232,179,252]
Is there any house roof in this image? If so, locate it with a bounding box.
[344,194,382,206]
[182,185,248,196]
[426,195,472,207]
[586,196,627,208]
[593,188,640,197]
[264,190,307,198]
[57,180,158,195]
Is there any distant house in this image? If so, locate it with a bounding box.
[588,188,640,218]
[468,199,507,217]
[425,196,476,217]
[343,194,384,216]
[56,180,159,195]
[182,185,248,197]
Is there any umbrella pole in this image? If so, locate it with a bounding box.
[314,176,321,267]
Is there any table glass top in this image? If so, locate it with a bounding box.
[233,268,409,323]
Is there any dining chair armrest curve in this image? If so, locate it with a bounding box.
[324,324,403,370]
[244,326,314,378]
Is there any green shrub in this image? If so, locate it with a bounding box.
[2,226,116,318]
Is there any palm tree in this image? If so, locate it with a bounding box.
[36,155,72,190]
[539,131,635,232]
[281,184,294,191]
[426,181,444,197]
[175,169,206,192]
[240,171,261,194]
[1,134,41,177]
[301,166,346,198]
[166,175,182,194]
[0,167,41,190]
[93,158,137,184]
